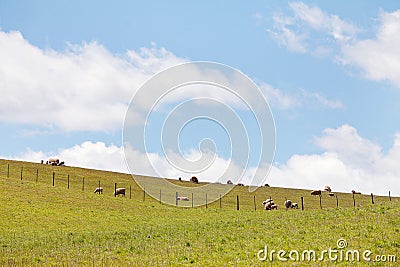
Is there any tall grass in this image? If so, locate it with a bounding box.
[0,159,398,266]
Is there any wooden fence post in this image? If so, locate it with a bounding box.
[82,177,85,192]
[352,194,355,207]
[68,175,70,189]
[236,195,239,210]
[336,195,339,207]
[254,195,257,211]
[301,197,304,210]
[114,183,117,197]
[176,192,178,206]
[36,169,38,182]
[319,195,322,209]
[7,164,9,178]
[52,172,55,186]
[389,191,392,202]
[205,194,208,208]
[143,187,146,202]
[191,193,194,208]
[371,193,374,204]
[20,167,23,180]
[129,185,132,199]
[98,180,101,190]
[219,194,222,209]
[159,189,162,204]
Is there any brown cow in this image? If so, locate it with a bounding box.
[114,188,126,197]
[190,176,199,184]
[351,190,361,194]
[311,190,322,196]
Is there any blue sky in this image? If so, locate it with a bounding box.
[1,1,399,195]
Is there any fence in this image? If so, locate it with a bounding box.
[0,160,397,211]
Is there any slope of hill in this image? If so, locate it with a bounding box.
[0,159,398,266]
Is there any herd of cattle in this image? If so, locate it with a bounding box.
[94,187,126,197]
[41,160,363,208]
[92,183,364,211]
[41,158,65,166]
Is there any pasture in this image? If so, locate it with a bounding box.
[0,159,399,266]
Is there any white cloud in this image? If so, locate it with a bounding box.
[11,124,400,196]
[260,83,344,110]
[260,83,301,109]
[268,2,359,54]
[267,3,400,88]
[300,89,344,109]
[289,2,359,43]
[341,10,400,87]
[0,30,186,132]
[0,29,344,134]
[268,124,400,196]
[315,124,381,169]
[268,14,307,53]
[13,141,128,173]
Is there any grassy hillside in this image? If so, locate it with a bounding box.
[0,159,399,266]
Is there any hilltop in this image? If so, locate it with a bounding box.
[0,159,398,266]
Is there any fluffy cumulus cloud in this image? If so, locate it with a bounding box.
[268,124,400,196]
[0,30,186,132]
[14,141,128,173]
[341,10,400,87]
[0,29,345,134]
[12,124,400,196]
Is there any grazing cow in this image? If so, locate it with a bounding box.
[328,192,335,197]
[178,177,182,181]
[351,190,361,194]
[177,196,189,201]
[291,203,298,209]
[48,158,60,166]
[264,183,270,187]
[284,199,292,209]
[262,198,273,205]
[114,188,126,197]
[324,185,332,192]
[262,199,277,210]
[227,180,233,185]
[94,187,103,194]
[40,160,44,164]
[311,190,322,196]
[237,183,244,186]
[190,176,199,184]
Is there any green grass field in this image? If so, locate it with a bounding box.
[0,159,399,266]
